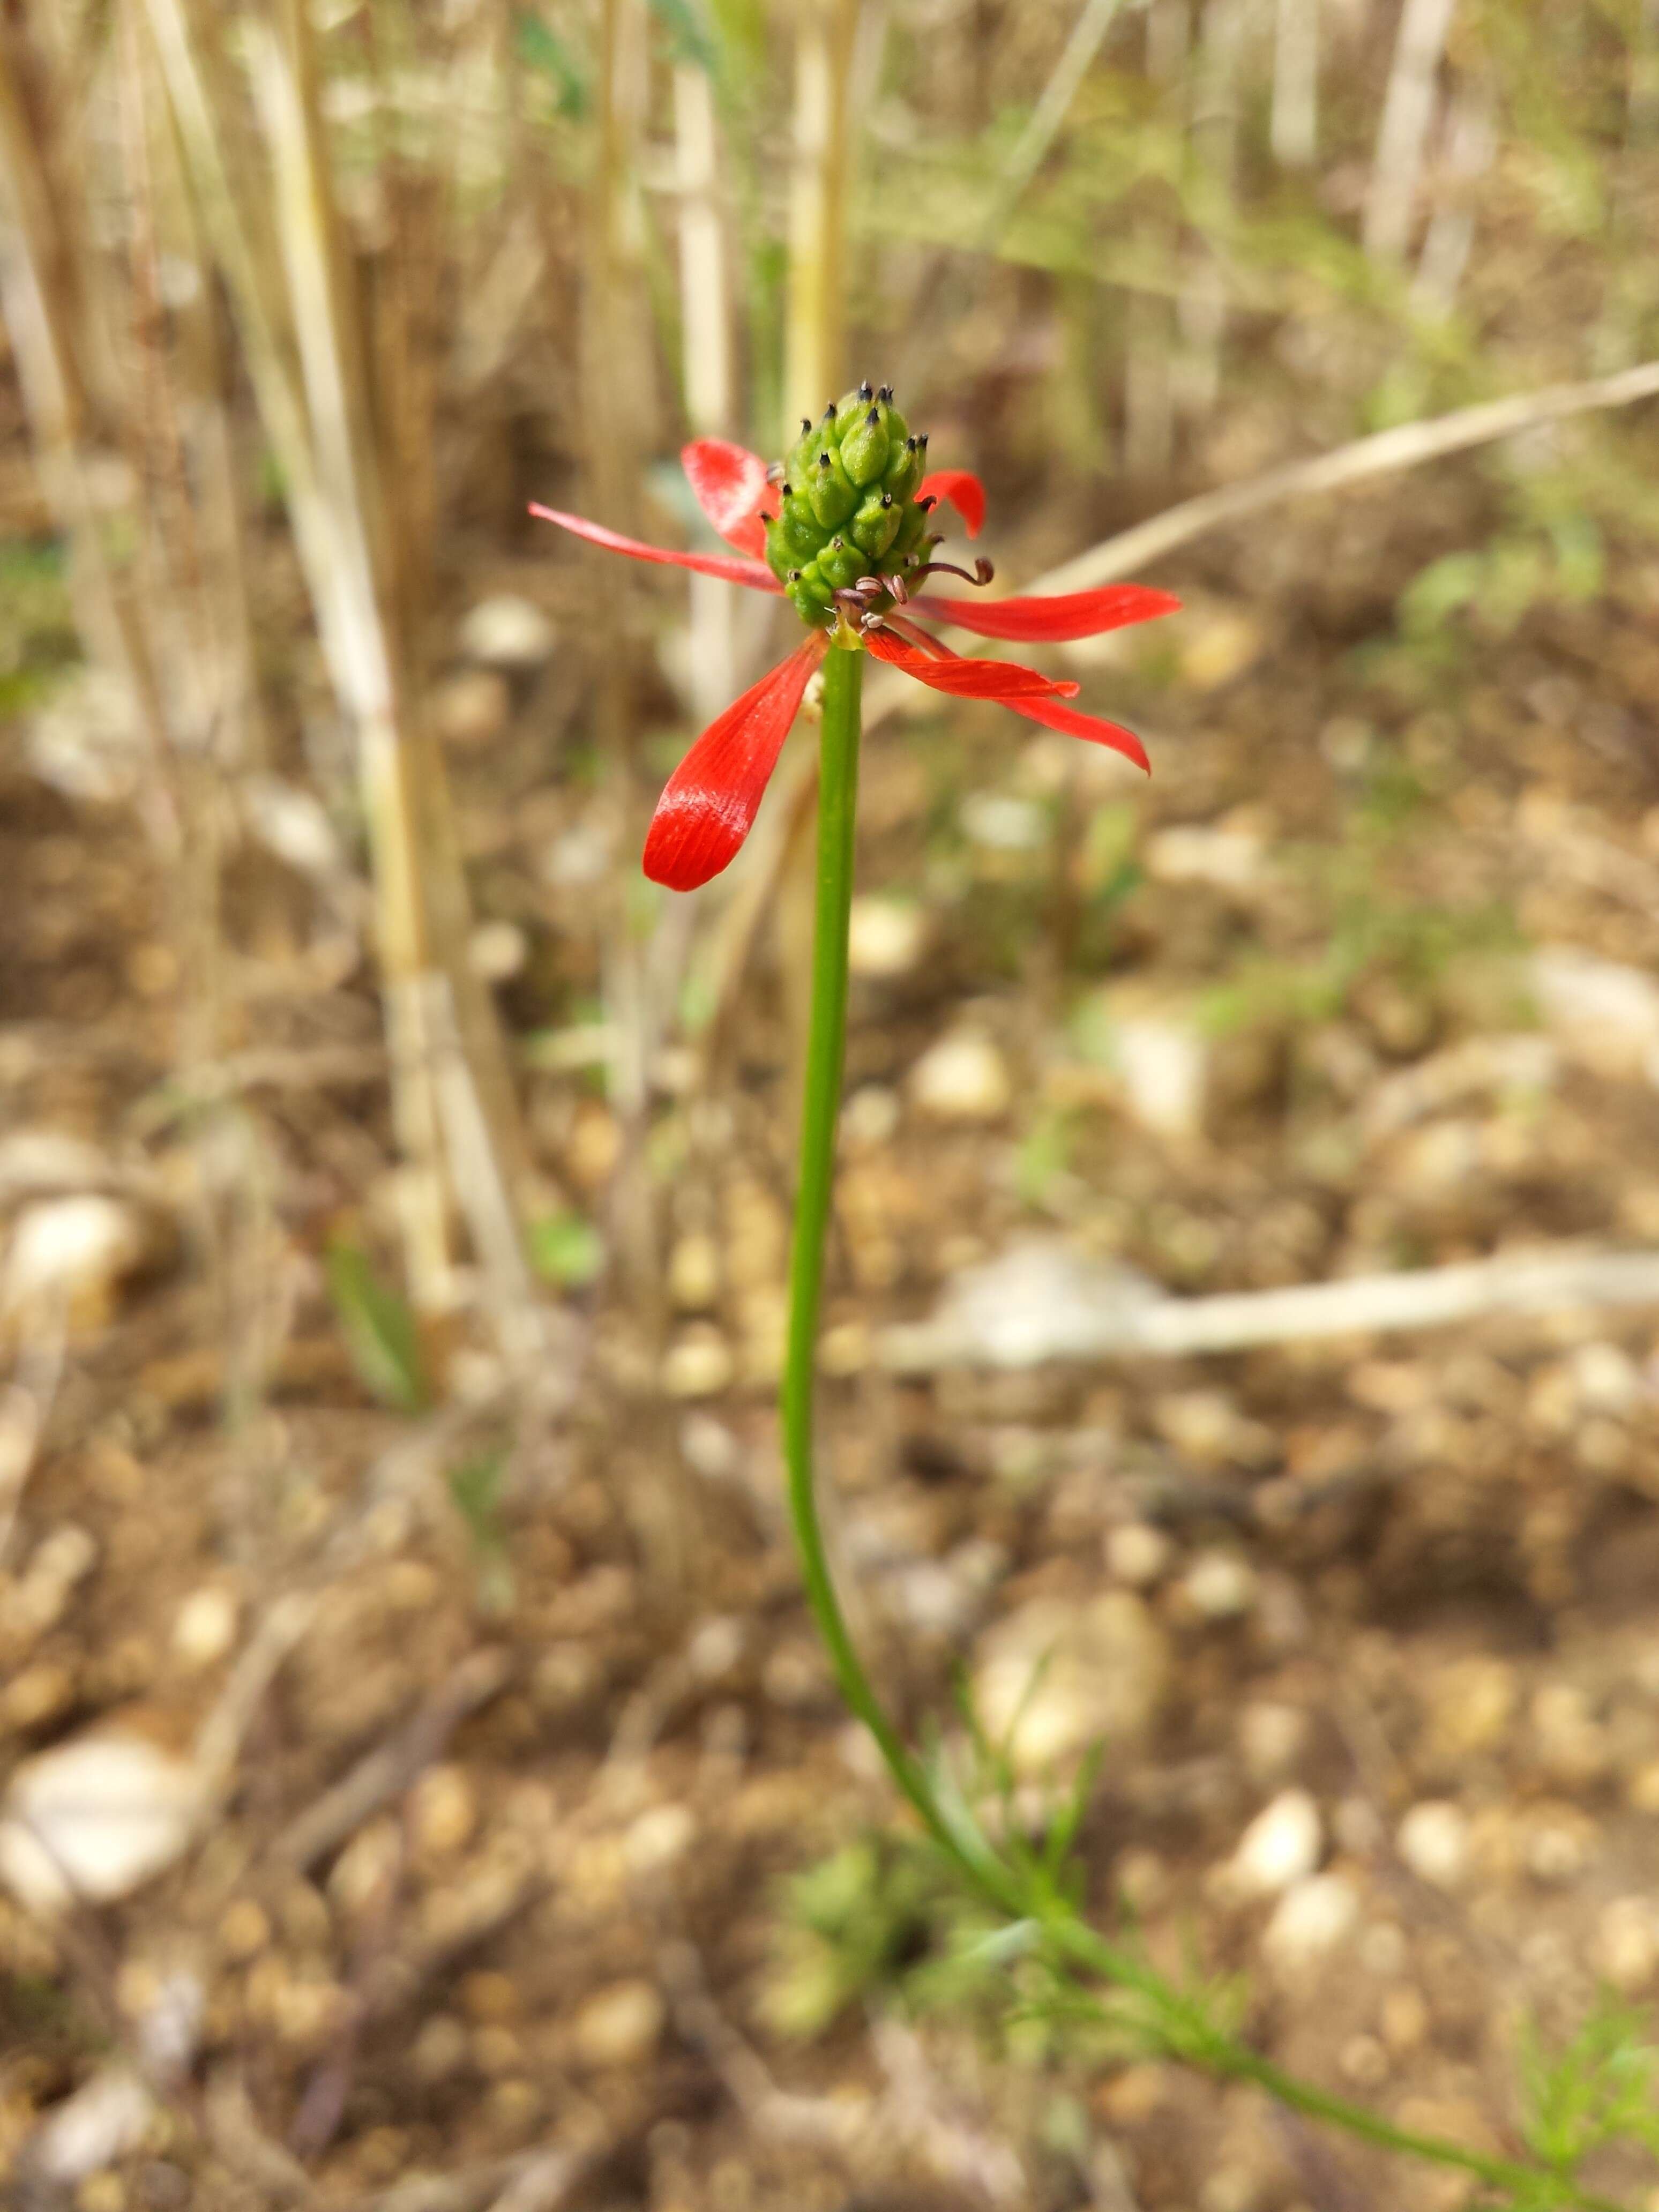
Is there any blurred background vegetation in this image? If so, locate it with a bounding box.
[10,0,1659,2206]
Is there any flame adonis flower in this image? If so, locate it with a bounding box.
[531,384,1179,892]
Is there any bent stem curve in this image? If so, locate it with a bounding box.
[776,645,1625,2212]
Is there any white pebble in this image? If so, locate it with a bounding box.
[1262,1873,1360,1970]
[910,1030,1013,1122]
[572,1978,664,2070]
[1229,1789,1322,1900]
[1184,1549,1258,1620]
[0,1733,205,1914]
[661,1326,734,1399]
[458,594,556,669]
[1105,1523,1173,1587]
[848,896,928,980]
[1396,1800,1470,1891]
[171,1588,238,1670]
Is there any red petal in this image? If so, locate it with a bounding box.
[863,624,1077,701]
[1003,693,1151,774]
[682,438,773,557]
[917,469,987,539]
[643,636,827,891]
[528,503,781,591]
[911,583,1181,643]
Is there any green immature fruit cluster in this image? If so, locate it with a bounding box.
[765,383,934,632]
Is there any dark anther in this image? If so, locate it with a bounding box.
[917,495,937,514]
[780,482,793,497]
[866,406,880,427]
[818,451,832,468]
[800,417,812,435]
[858,379,873,401]
[880,491,893,508]
[831,536,845,549]
[885,573,909,604]
[788,569,803,581]
[878,385,893,403]
[917,431,930,447]
[906,436,917,452]
[974,557,995,584]
[824,401,839,420]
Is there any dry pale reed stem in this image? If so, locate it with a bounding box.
[1270,0,1318,168]
[988,0,1129,242]
[782,0,861,438]
[1363,0,1458,262]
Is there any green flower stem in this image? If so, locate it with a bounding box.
[778,641,1624,2212]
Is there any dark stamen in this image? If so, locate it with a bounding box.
[800,416,812,434]
[823,401,838,421]
[880,491,893,508]
[866,407,880,427]
[906,436,917,452]
[911,559,993,588]
[858,379,873,401]
[878,385,893,403]
[788,569,803,581]
[818,451,832,469]
[917,495,937,514]
[781,482,793,496]
[917,432,930,447]
[831,536,845,549]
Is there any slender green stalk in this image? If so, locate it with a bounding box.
[778,641,1628,2212]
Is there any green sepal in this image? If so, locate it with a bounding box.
[891,500,930,564]
[884,436,923,503]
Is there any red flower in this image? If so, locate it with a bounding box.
[530,433,1178,892]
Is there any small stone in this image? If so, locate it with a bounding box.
[973,1591,1169,1777]
[1238,1703,1312,1787]
[407,1766,477,1863]
[1113,1013,1208,1140]
[1532,947,1659,1079]
[1105,1522,1173,1588]
[1228,1790,1322,1900]
[910,1030,1013,1122]
[458,595,556,670]
[1591,1897,1659,1993]
[572,1978,665,2071]
[842,1085,901,1148]
[33,1525,99,1588]
[216,1900,270,1965]
[1262,1873,1359,1970]
[1526,1812,1593,1887]
[1425,1657,1518,1764]
[460,1971,520,2024]
[327,1817,403,1917]
[171,1588,237,1670]
[1183,1550,1259,1620]
[661,1325,734,1399]
[468,920,528,983]
[1380,1984,1430,2054]
[847,896,928,978]
[1339,2034,1389,2089]
[1397,1801,1470,1892]
[960,790,1048,853]
[412,2014,469,2083]
[3,1197,153,1329]
[625,1804,697,1876]
[667,1234,721,1312]
[1571,1340,1642,1415]
[435,668,512,746]
[818,1319,871,1377]
[3,1663,76,1732]
[0,1733,204,1914]
[532,1643,604,1715]
[25,2069,153,2187]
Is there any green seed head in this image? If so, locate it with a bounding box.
[764,382,937,634]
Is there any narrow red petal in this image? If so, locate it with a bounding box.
[917,469,987,539]
[1003,693,1151,773]
[863,624,1077,701]
[682,438,773,556]
[911,583,1182,643]
[643,636,828,891]
[528,503,781,591]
